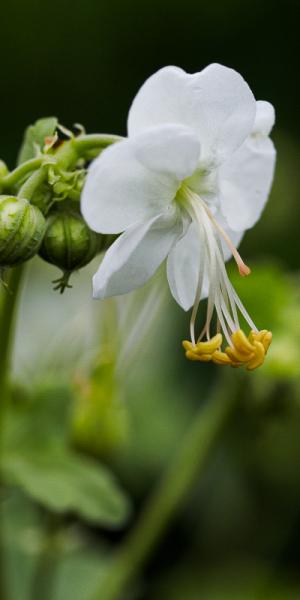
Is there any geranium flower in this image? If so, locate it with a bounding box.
[81,64,276,370]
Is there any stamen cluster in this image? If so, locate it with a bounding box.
[180,188,273,371]
[183,329,272,371]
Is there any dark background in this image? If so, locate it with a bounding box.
[1,0,299,268]
[1,0,299,153]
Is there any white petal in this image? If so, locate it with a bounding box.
[167,217,243,311]
[135,124,201,180]
[167,222,202,311]
[81,125,200,234]
[253,101,275,136]
[93,209,183,299]
[219,134,276,231]
[128,64,256,163]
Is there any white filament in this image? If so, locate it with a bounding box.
[181,186,258,344]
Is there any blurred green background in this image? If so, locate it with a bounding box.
[1,1,300,599]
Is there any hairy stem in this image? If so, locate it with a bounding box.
[90,375,239,600]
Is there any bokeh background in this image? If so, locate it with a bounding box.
[1,1,300,599]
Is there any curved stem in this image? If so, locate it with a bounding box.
[72,134,123,158]
[0,134,121,194]
[90,374,240,600]
[0,157,45,191]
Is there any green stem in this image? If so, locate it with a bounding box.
[0,134,121,194]
[0,135,122,195]
[90,375,239,600]
[31,513,63,600]
[0,265,24,600]
[0,157,45,191]
[72,134,123,158]
[17,167,48,199]
[0,266,24,400]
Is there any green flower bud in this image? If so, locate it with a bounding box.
[0,195,46,268]
[39,206,101,292]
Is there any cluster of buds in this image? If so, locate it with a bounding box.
[183,329,272,371]
[0,119,116,290]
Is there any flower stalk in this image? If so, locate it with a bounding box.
[90,373,239,600]
[72,134,123,157]
[0,157,46,191]
[0,266,24,404]
[0,134,121,194]
[0,265,24,600]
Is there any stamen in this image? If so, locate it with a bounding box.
[178,186,271,371]
[198,206,218,342]
[214,242,240,330]
[203,203,251,277]
[189,221,206,345]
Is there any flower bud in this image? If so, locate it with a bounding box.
[0,195,46,268]
[39,205,101,292]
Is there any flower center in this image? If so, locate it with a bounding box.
[177,185,272,371]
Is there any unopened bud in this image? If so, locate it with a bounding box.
[0,195,46,268]
[39,205,102,292]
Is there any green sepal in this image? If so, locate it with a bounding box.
[17,117,58,165]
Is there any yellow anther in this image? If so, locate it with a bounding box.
[225,345,253,364]
[183,334,222,356]
[185,350,212,362]
[231,329,254,354]
[246,340,265,370]
[212,351,232,365]
[182,340,196,352]
[194,333,222,354]
[249,330,272,353]
[183,329,272,371]
[262,331,272,352]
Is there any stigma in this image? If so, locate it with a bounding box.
[179,186,272,371]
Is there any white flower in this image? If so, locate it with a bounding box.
[81,64,276,370]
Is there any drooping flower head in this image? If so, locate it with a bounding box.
[81,64,276,370]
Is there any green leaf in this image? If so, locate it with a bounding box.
[3,384,131,528]
[2,490,108,600]
[3,447,131,528]
[17,117,58,164]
